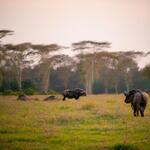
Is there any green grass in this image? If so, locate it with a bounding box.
[0,94,150,150]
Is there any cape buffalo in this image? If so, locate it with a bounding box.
[62,88,86,101]
[124,90,149,117]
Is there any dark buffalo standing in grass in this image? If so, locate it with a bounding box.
[124,90,149,117]
[62,88,86,101]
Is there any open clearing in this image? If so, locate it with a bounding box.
[0,95,150,150]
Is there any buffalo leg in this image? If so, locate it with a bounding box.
[63,96,66,101]
[75,96,79,100]
[133,107,138,117]
[140,107,144,117]
[137,110,139,116]
[137,106,140,116]
[133,110,137,116]
[135,104,141,117]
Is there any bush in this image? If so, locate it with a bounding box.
[24,88,35,95]
[10,80,19,91]
[22,80,35,90]
[3,90,19,96]
[0,80,19,92]
[48,89,58,95]
[113,144,138,150]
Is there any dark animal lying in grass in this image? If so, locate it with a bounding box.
[44,95,56,101]
[124,90,149,117]
[17,93,29,101]
[62,88,86,101]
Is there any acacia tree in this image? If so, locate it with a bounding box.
[32,44,66,94]
[72,41,111,94]
[98,51,139,93]
[4,43,35,91]
[94,52,118,93]
[0,30,14,40]
[0,48,7,89]
[109,59,120,93]
[0,29,14,88]
[50,55,75,91]
[77,53,94,94]
[116,53,138,92]
[141,64,150,80]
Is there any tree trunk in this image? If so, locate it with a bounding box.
[85,73,93,95]
[124,78,130,92]
[88,74,93,95]
[41,69,51,94]
[91,59,94,85]
[18,67,22,92]
[90,59,94,94]
[85,79,89,95]
[105,87,108,94]
[0,70,4,90]
[85,75,89,94]
[104,81,108,93]
[125,83,130,92]
[115,83,118,94]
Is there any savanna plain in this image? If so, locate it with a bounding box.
[0,94,150,150]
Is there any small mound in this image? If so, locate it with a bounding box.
[17,94,29,101]
[44,95,56,101]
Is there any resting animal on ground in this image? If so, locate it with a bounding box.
[124,89,149,117]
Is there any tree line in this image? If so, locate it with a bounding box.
[0,30,150,95]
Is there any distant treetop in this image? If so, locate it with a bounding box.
[0,30,14,39]
[72,40,111,51]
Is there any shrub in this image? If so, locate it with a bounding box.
[24,88,35,95]
[113,144,138,150]
[48,89,58,95]
[3,90,19,96]
[22,80,35,90]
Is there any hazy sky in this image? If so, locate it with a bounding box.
[0,0,150,51]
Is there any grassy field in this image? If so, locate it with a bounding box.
[0,94,150,150]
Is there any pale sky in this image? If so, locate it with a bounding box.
[0,0,150,52]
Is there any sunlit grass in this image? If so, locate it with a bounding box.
[0,94,150,150]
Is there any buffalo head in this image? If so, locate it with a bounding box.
[123,90,136,103]
[75,88,86,96]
